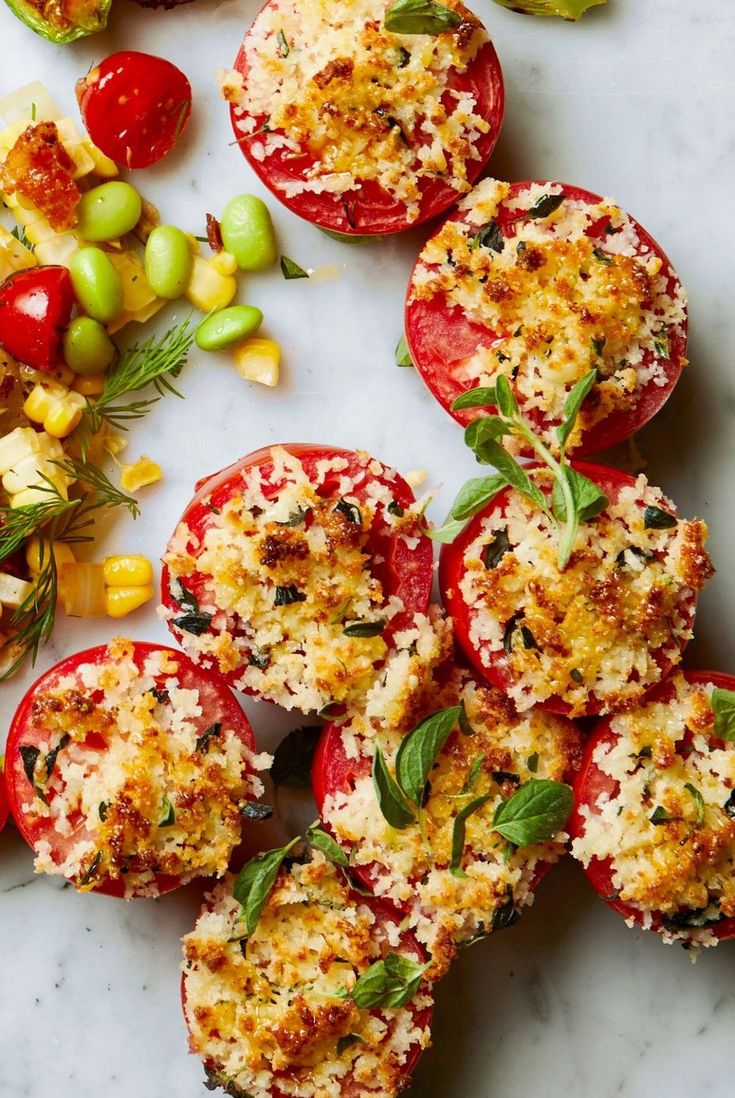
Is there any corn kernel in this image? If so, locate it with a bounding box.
[104,584,154,619]
[42,396,85,439]
[103,555,154,588]
[0,572,33,609]
[24,382,86,439]
[10,486,60,509]
[211,250,238,276]
[185,255,237,313]
[234,338,281,387]
[84,141,118,178]
[71,372,106,397]
[26,537,76,575]
[23,383,54,423]
[119,456,162,493]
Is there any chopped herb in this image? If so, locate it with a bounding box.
[276,28,290,56]
[396,45,411,66]
[723,790,735,818]
[523,193,564,220]
[395,333,414,367]
[44,734,70,781]
[491,893,520,931]
[98,802,109,822]
[240,801,273,821]
[274,584,307,606]
[280,255,309,279]
[483,529,511,569]
[458,703,474,736]
[461,756,485,794]
[654,333,670,358]
[649,805,674,825]
[79,851,102,887]
[503,613,536,653]
[159,795,176,827]
[591,336,606,357]
[450,794,493,877]
[149,686,170,704]
[334,499,362,525]
[387,500,405,517]
[248,647,270,671]
[172,611,212,636]
[570,668,584,684]
[684,782,705,826]
[527,752,539,774]
[19,744,40,790]
[195,722,222,753]
[470,219,505,253]
[592,247,613,265]
[643,505,677,530]
[343,620,385,638]
[492,771,520,786]
[278,505,310,527]
[10,224,34,251]
[336,1034,364,1056]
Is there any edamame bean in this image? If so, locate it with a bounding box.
[63,316,116,375]
[144,225,194,299]
[220,194,278,272]
[70,247,124,324]
[195,305,264,351]
[76,182,143,243]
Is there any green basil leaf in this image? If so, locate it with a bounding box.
[552,467,608,523]
[395,705,462,805]
[650,805,673,825]
[158,795,176,827]
[450,794,493,877]
[526,752,539,773]
[44,734,70,781]
[343,620,385,638]
[592,247,613,265]
[450,475,507,521]
[556,368,597,449]
[350,953,426,1009]
[468,437,548,514]
[464,415,511,461]
[461,755,485,794]
[336,1034,364,1056]
[470,220,505,253]
[724,790,735,818]
[523,193,564,220]
[495,374,519,419]
[271,726,322,788]
[643,505,677,530]
[334,498,363,525]
[372,745,415,829]
[483,528,511,569]
[79,850,102,887]
[274,584,307,606]
[492,779,573,846]
[195,722,222,753]
[395,333,413,367]
[19,744,40,789]
[712,687,735,742]
[276,28,289,56]
[233,836,300,935]
[451,386,497,411]
[384,0,462,35]
[306,821,349,867]
[172,611,212,636]
[684,783,705,826]
[426,517,467,543]
[280,255,309,280]
[169,576,199,613]
[491,894,520,931]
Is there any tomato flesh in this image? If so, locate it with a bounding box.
[5,642,256,899]
[77,51,192,169]
[405,181,687,452]
[439,462,698,718]
[0,266,75,370]
[569,670,735,942]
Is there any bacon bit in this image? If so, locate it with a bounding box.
[313,58,355,90]
[206,213,223,253]
[0,122,80,232]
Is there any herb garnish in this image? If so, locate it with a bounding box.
[233,837,300,936]
[470,220,505,254]
[158,795,176,827]
[395,333,414,367]
[491,779,573,846]
[343,620,385,638]
[372,706,462,828]
[712,687,735,741]
[344,953,427,1009]
[490,1,606,19]
[450,794,492,876]
[523,193,565,220]
[280,255,309,279]
[240,801,273,821]
[384,0,461,35]
[306,821,349,867]
[643,505,677,530]
[195,722,222,753]
[274,584,307,606]
[169,577,213,636]
[276,28,290,56]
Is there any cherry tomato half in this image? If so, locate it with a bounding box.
[0,266,75,370]
[77,51,192,169]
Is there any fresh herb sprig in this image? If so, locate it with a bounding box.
[342,953,428,1010]
[431,370,607,569]
[712,687,735,741]
[384,0,461,35]
[233,837,300,936]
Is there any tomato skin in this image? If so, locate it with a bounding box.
[160,443,434,692]
[0,266,75,370]
[5,641,257,899]
[77,51,192,169]
[0,769,9,835]
[229,3,504,235]
[440,462,698,718]
[569,671,735,943]
[405,181,687,452]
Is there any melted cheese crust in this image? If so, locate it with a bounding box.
[224,0,491,220]
[323,665,580,977]
[410,179,687,450]
[23,638,267,896]
[457,473,712,715]
[162,446,427,714]
[182,854,432,1098]
[571,674,735,947]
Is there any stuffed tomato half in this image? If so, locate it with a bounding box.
[222,0,504,235]
[406,178,687,453]
[570,671,735,949]
[182,850,432,1098]
[313,654,581,978]
[440,463,713,718]
[5,639,269,898]
[161,444,434,713]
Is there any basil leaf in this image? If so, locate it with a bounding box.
[45,734,70,781]
[483,528,511,569]
[334,499,362,525]
[274,584,306,606]
[280,255,309,280]
[278,505,310,527]
[169,576,199,613]
[527,752,539,773]
[395,705,462,805]
[306,821,349,867]
[592,247,613,265]
[372,745,415,829]
[450,794,493,877]
[650,805,673,825]
[643,505,677,530]
[233,836,300,935]
[523,193,564,220]
[349,953,426,1009]
[249,646,270,670]
[491,894,520,931]
[276,28,289,56]
[195,721,222,753]
[149,686,169,703]
[271,726,322,788]
[492,779,573,846]
[450,475,507,521]
[158,795,176,827]
[684,783,705,826]
[469,437,548,515]
[337,1034,364,1055]
[461,756,485,794]
[495,375,519,419]
[395,333,413,367]
[556,368,596,449]
[384,0,462,35]
[426,517,467,544]
[343,620,385,638]
[19,744,40,789]
[470,220,505,253]
[387,500,404,517]
[172,611,212,636]
[552,467,608,523]
[451,386,497,411]
[458,703,474,737]
[464,415,511,461]
[240,801,273,821]
[79,851,102,887]
[712,688,735,742]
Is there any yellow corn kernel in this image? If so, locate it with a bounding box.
[23,383,54,424]
[0,426,56,474]
[71,372,106,397]
[26,537,76,575]
[234,338,281,387]
[185,255,237,313]
[59,562,106,617]
[83,140,118,178]
[42,395,86,439]
[103,555,154,588]
[210,250,238,276]
[24,382,85,438]
[119,456,162,493]
[104,584,154,619]
[0,571,33,609]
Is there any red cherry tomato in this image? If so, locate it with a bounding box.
[439,462,700,718]
[0,764,9,835]
[0,266,75,370]
[405,181,687,454]
[229,0,504,235]
[5,641,257,899]
[77,51,192,169]
[569,671,735,943]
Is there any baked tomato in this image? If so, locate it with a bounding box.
[161,443,434,714]
[225,0,504,236]
[439,462,712,718]
[313,661,581,978]
[405,178,687,454]
[0,758,9,834]
[181,853,432,1097]
[5,638,265,899]
[569,670,735,947]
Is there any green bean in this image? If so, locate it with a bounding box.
[220,194,278,272]
[195,305,264,351]
[62,316,116,375]
[76,182,143,243]
[144,225,194,300]
[70,247,124,324]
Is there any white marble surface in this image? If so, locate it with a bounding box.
[1,0,735,1095]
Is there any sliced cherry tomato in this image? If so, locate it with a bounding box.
[439,462,701,718]
[0,762,9,834]
[5,641,257,899]
[228,0,504,235]
[405,181,687,453]
[160,443,434,705]
[77,51,192,169]
[0,266,75,370]
[569,671,735,943]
